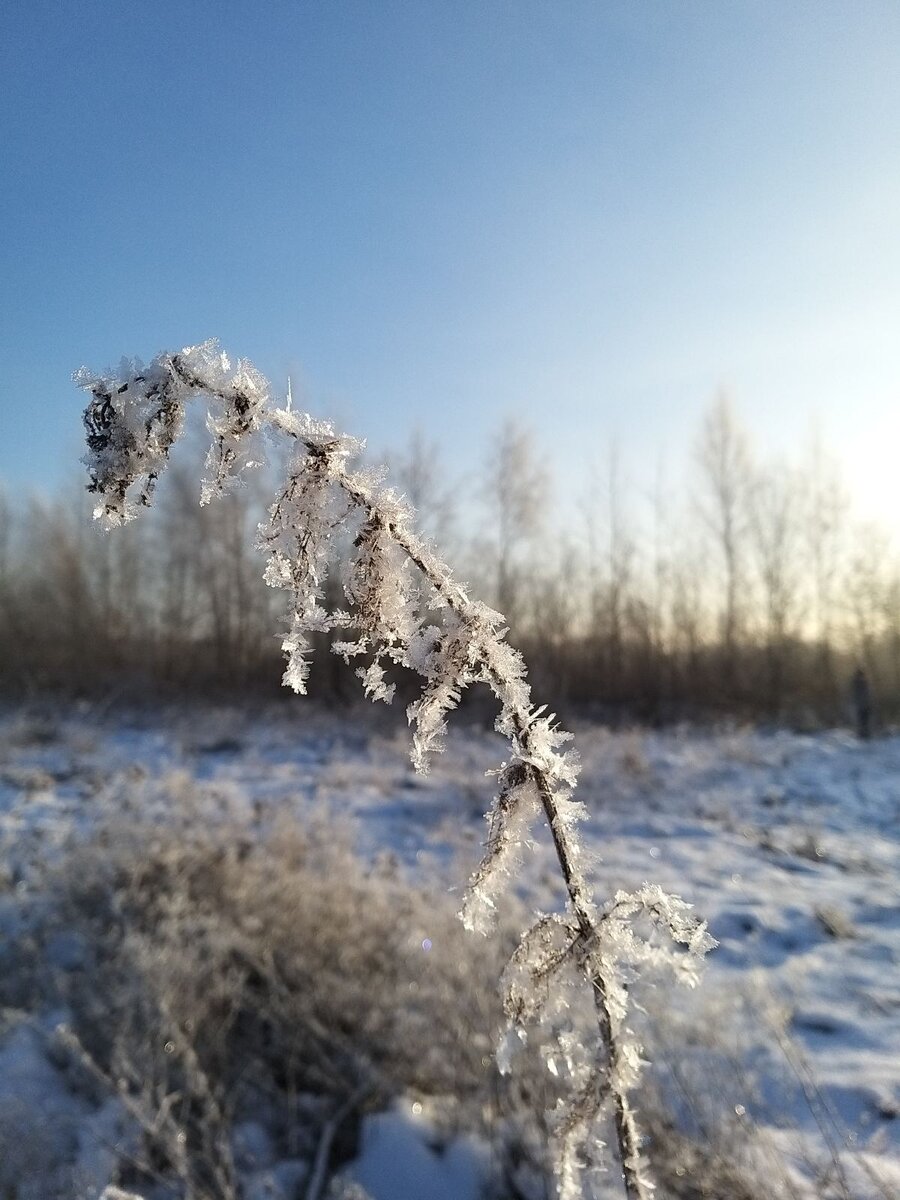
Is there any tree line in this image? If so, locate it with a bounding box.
[1,394,897,726]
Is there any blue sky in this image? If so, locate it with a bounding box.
[2,1,899,521]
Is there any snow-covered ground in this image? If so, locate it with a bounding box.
[1,702,898,1198]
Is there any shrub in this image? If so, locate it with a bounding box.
[21,779,509,1197]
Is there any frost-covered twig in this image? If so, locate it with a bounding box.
[76,340,714,1199]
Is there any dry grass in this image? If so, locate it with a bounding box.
[5,776,509,1198]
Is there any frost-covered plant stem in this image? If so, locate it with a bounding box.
[77,342,713,1199]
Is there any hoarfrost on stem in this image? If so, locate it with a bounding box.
[76,340,714,1200]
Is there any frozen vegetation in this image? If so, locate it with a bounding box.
[0,703,898,1199]
[71,341,715,1198]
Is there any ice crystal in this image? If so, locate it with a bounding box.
[76,340,714,1200]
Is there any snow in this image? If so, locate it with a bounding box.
[0,1012,139,1200]
[1,704,898,1197]
[338,1101,490,1200]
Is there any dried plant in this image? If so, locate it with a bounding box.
[76,340,714,1199]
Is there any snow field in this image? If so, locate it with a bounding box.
[0,704,897,1198]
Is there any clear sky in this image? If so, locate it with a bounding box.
[2,1,899,523]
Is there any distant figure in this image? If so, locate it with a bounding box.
[851,665,872,740]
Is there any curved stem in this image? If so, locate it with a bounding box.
[163,354,651,1198]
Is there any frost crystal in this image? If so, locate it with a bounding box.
[76,340,714,1200]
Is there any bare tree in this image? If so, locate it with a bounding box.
[696,392,753,691]
[880,565,900,701]
[749,461,801,711]
[803,431,849,707]
[389,428,456,549]
[620,461,678,717]
[155,463,208,680]
[0,486,24,682]
[195,482,270,681]
[481,418,550,629]
[669,536,707,702]
[648,460,672,664]
[845,520,890,687]
[527,534,582,701]
[584,443,635,703]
